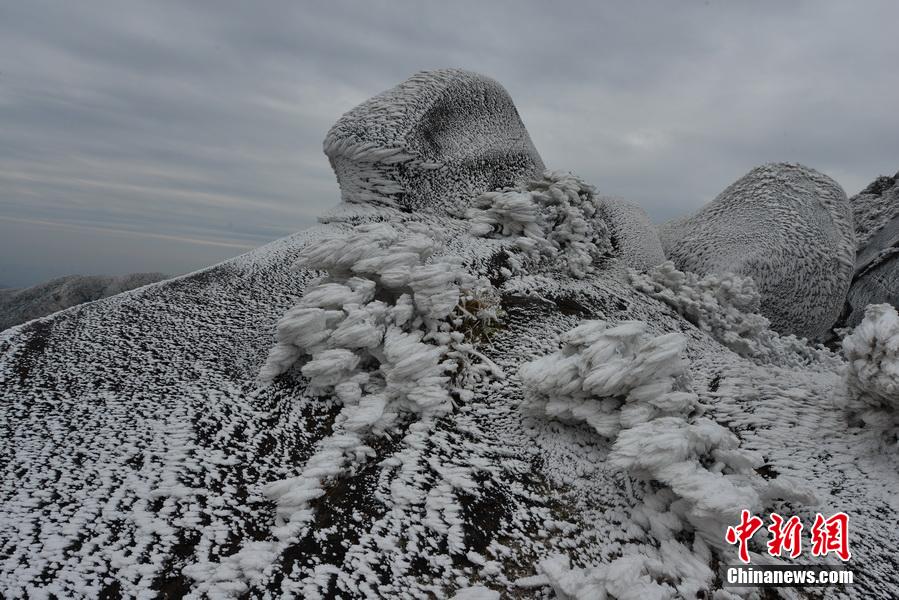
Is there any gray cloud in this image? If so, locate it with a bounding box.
[2,0,898,287]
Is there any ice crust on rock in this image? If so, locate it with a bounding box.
[598,196,666,271]
[851,171,899,249]
[841,171,899,328]
[324,68,544,214]
[841,303,899,439]
[658,162,856,340]
[466,170,612,278]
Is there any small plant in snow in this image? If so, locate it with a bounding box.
[630,261,839,368]
[519,320,697,439]
[259,222,502,533]
[184,224,505,597]
[519,319,815,595]
[841,303,899,441]
[536,543,715,600]
[466,170,611,278]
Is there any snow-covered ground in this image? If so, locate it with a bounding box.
[0,272,166,332]
[1,69,897,599]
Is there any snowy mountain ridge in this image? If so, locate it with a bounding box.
[1,69,898,599]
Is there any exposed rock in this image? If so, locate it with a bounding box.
[658,162,855,340]
[0,272,166,331]
[323,68,545,215]
[841,171,899,328]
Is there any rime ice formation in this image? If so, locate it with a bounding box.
[630,261,839,368]
[841,171,899,328]
[519,320,814,596]
[658,163,856,341]
[3,70,899,599]
[598,196,666,271]
[841,303,899,439]
[323,68,544,214]
[0,272,166,331]
[466,170,611,278]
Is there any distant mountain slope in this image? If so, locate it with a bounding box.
[0,272,166,331]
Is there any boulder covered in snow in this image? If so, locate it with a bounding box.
[841,171,899,328]
[658,162,855,340]
[324,68,545,214]
[598,196,666,271]
[2,72,898,599]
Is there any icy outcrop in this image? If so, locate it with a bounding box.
[598,196,666,271]
[0,272,166,331]
[658,162,856,340]
[841,171,899,328]
[630,261,839,368]
[851,171,899,249]
[466,170,611,278]
[324,68,544,214]
[841,303,899,438]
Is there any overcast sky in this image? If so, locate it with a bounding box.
[1,0,898,287]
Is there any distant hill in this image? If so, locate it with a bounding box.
[0,272,166,331]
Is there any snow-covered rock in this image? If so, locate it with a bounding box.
[598,196,666,271]
[840,171,899,328]
[324,68,545,214]
[658,162,856,341]
[1,71,898,599]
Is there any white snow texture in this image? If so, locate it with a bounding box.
[658,162,856,341]
[1,68,898,599]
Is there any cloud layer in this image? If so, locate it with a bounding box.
[2,0,898,287]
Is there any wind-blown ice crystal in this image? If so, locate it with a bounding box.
[261,222,501,522]
[3,67,899,599]
[520,320,815,597]
[187,223,503,595]
[842,303,899,438]
[631,261,840,368]
[467,171,611,278]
